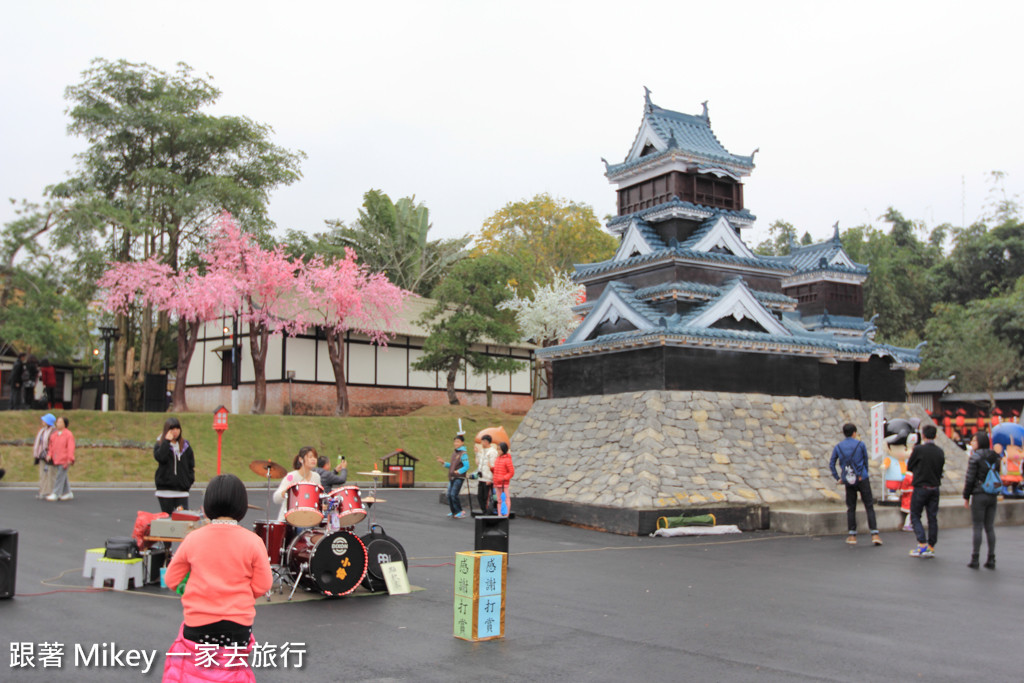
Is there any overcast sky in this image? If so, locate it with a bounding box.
[2,1,1022,250]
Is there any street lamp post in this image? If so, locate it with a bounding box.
[231,315,240,415]
[98,326,120,413]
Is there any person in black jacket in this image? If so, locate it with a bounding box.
[906,424,945,558]
[154,417,196,514]
[962,431,1000,569]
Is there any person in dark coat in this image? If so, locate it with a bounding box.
[962,431,1000,569]
[22,355,38,409]
[154,417,196,514]
[907,424,945,558]
[10,353,25,410]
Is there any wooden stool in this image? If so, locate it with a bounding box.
[92,557,144,590]
[82,548,106,578]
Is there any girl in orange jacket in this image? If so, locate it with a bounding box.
[492,442,515,517]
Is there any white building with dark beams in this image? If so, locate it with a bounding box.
[185,296,535,416]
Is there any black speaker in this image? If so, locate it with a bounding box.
[0,529,17,599]
[474,516,509,555]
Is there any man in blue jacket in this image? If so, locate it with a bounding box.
[830,423,882,546]
[437,434,469,519]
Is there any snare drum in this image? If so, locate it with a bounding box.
[286,528,368,596]
[328,485,367,527]
[253,520,291,565]
[285,482,324,527]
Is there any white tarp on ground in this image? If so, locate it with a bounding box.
[650,525,742,537]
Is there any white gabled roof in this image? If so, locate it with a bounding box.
[687,279,790,336]
[566,285,656,344]
[686,215,755,258]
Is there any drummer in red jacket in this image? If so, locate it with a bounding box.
[492,442,515,517]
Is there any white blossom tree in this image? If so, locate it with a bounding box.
[498,270,584,398]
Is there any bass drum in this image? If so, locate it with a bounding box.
[286,529,368,596]
[360,524,408,593]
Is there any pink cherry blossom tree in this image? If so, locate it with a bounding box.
[300,249,409,415]
[99,212,406,415]
[203,214,310,414]
[98,260,227,412]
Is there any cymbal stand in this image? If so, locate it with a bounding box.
[365,473,381,531]
[287,563,307,601]
[264,468,275,524]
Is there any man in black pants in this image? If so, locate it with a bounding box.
[907,424,946,558]
[829,423,882,546]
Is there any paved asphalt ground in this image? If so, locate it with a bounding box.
[1,485,1022,682]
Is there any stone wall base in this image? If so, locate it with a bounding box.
[185,384,533,416]
[512,390,965,531]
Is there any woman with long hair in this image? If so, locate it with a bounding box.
[963,431,1000,569]
[154,417,196,514]
[272,446,322,521]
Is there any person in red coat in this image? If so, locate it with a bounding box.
[45,415,75,501]
[39,359,57,409]
[492,442,515,517]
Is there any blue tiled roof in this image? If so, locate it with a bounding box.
[634,221,667,250]
[803,313,874,331]
[607,100,755,176]
[540,276,921,367]
[574,242,791,280]
[784,235,868,275]
[634,279,796,307]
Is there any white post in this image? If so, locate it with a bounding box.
[101,394,109,413]
[231,389,239,415]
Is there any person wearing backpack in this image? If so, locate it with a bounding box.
[829,423,882,546]
[963,431,1001,569]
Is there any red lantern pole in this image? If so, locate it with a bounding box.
[212,406,229,476]
[216,431,224,475]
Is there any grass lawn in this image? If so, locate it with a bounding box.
[0,405,522,485]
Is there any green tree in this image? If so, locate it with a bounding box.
[475,193,617,292]
[839,209,940,344]
[932,217,1024,305]
[307,190,469,296]
[0,201,92,364]
[48,58,304,410]
[920,301,1022,411]
[412,255,525,404]
[753,220,797,256]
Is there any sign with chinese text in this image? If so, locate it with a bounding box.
[870,403,885,461]
[453,551,506,641]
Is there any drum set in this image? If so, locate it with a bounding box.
[248,459,408,599]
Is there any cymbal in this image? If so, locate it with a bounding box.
[249,459,287,479]
[357,470,396,477]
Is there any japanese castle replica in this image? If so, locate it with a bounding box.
[513,92,944,533]
[537,90,919,401]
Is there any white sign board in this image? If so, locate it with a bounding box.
[870,403,885,461]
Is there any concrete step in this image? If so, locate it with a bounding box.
[771,497,1024,536]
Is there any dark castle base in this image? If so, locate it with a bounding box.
[552,346,905,402]
[514,497,770,536]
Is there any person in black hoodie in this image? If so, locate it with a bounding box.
[154,417,196,514]
[963,431,1001,569]
[906,424,945,558]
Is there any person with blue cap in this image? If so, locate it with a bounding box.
[33,413,56,499]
